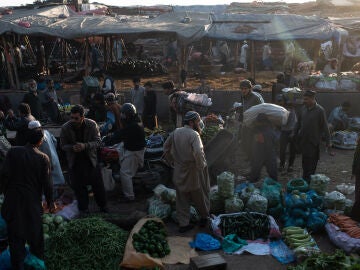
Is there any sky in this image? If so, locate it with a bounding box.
[0,0,312,8]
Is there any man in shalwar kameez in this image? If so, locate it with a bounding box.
[164,111,210,233]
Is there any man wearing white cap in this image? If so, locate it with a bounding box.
[28,121,65,186]
[164,111,210,233]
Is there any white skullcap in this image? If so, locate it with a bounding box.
[28,120,42,129]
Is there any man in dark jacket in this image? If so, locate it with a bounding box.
[294,90,331,182]
[143,81,157,129]
[5,103,36,146]
[23,79,43,120]
[0,127,53,270]
[104,103,145,202]
[60,104,108,213]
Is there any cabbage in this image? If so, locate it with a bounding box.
[54,215,64,225]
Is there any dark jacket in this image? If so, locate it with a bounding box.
[1,145,52,237]
[242,91,263,112]
[60,118,101,168]
[5,114,36,146]
[295,103,330,153]
[353,142,360,175]
[107,120,146,151]
[144,90,157,116]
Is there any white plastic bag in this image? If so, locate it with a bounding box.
[243,103,289,127]
[101,166,115,191]
[336,183,355,195]
[56,200,80,220]
[324,191,347,210]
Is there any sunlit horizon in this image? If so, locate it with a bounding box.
[0,0,314,8]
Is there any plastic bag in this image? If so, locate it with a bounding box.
[246,194,268,214]
[309,174,330,195]
[285,192,309,210]
[225,196,244,214]
[287,178,309,193]
[243,103,290,127]
[269,240,295,264]
[336,183,355,195]
[210,190,224,214]
[171,206,200,224]
[148,199,171,219]
[306,190,323,209]
[56,200,79,220]
[0,215,7,239]
[237,183,260,204]
[222,234,247,254]
[101,166,115,191]
[344,199,354,216]
[324,191,347,210]
[153,184,176,204]
[268,204,284,219]
[261,178,282,208]
[24,254,46,270]
[326,222,360,254]
[306,209,327,232]
[0,249,11,270]
[189,233,221,251]
[217,171,234,199]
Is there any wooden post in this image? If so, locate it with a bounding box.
[251,40,255,81]
[2,37,15,89]
[235,42,239,67]
[103,36,107,69]
[85,38,89,76]
[313,40,321,71]
[110,36,114,63]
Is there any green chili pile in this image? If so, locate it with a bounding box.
[45,217,128,270]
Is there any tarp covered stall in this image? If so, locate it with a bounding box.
[0,6,210,46]
[206,13,347,41]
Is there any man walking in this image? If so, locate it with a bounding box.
[295,90,331,182]
[1,127,53,270]
[130,77,145,118]
[164,111,210,233]
[60,105,108,214]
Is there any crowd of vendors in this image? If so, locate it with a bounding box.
[0,65,360,269]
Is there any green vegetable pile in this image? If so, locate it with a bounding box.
[219,212,270,240]
[282,226,316,250]
[201,125,221,144]
[132,220,170,258]
[45,217,128,270]
[288,249,360,270]
[42,214,67,240]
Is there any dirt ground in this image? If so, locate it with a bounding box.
[86,134,356,270]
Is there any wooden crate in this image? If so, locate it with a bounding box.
[190,253,227,270]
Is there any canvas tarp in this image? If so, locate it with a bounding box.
[0,5,210,45]
[206,13,347,41]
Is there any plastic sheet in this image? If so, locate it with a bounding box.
[222,234,247,254]
[269,240,296,264]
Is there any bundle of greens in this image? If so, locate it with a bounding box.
[45,217,128,270]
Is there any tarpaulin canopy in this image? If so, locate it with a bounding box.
[330,17,360,32]
[206,13,347,41]
[0,5,210,45]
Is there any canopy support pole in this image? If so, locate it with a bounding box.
[2,37,15,89]
[251,40,255,81]
[103,36,107,70]
[235,42,239,67]
[85,38,89,76]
